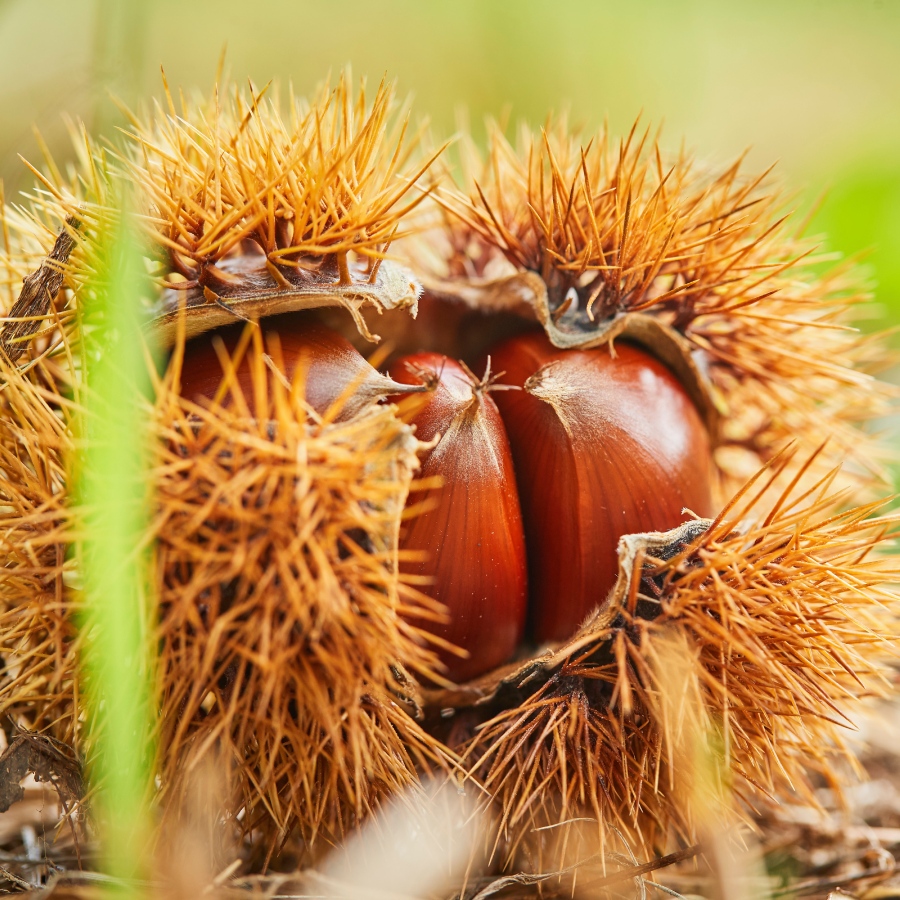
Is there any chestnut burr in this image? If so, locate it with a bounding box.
[389,353,528,681]
[488,332,714,643]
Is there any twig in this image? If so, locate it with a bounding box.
[771,847,896,897]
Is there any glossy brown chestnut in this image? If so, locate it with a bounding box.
[489,332,714,644]
[389,353,528,682]
[178,319,422,419]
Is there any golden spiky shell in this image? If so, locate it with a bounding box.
[0,73,896,869]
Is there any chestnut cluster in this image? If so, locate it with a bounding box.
[179,317,714,682]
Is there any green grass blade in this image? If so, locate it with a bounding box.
[78,198,157,886]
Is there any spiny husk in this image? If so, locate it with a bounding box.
[0,73,458,856]
[0,328,455,854]
[151,339,453,850]
[424,118,893,500]
[15,73,437,348]
[0,354,80,747]
[441,449,897,865]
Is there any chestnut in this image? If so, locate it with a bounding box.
[488,332,714,643]
[178,318,424,420]
[389,353,528,681]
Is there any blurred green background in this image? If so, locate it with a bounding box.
[1,0,898,322]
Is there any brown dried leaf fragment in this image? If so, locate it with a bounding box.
[0,728,83,815]
[0,217,79,364]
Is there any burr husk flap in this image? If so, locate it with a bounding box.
[150,255,422,347]
[422,518,714,713]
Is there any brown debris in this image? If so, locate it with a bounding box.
[0,218,78,364]
[0,730,82,815]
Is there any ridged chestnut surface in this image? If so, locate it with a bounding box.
[178,319,420,419]
[389,353,528,681]
[489,332,714,643]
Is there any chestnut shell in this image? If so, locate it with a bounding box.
[390,353,528,681]
[489,332,714,642]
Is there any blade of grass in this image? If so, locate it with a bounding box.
[78,194,157,887]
